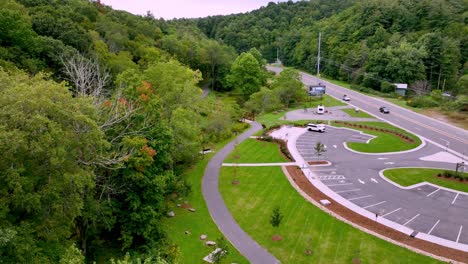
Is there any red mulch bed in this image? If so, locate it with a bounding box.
[271,235,283,241]
[308,161,329,165]
[286,166,468,263]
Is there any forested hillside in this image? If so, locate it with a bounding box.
[0,0,244,263]
[196,0,467,97]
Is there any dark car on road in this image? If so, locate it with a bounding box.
[379,106,390,114]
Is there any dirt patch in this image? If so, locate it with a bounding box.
[231,180,240,185]
[308,161,329,165]
[181,203,192,209]
[286,166,468,263]
[271,235,283,241]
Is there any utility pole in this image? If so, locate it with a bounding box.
[317,32,321,76]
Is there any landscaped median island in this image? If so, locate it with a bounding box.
[383,168,468,193]
[333,121,422,153]
[218,166,444,263]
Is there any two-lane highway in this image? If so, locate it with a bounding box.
[268,66,468,161]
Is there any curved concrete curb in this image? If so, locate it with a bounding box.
[202,121,280,264]
[379,167,468,196]
[281,166,457,264]
[287,127,468,253]
[331,125,427,156]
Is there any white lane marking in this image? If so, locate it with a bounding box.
[403,214,420,226]
[428,220,441,235]
[358,179,365,184]
[452,193,460,205]
[384,162,395,165]
[457,226,463,243]
[363,201,386,209]
[333,145,337,148]
[378,158,388,160]
[371,178,378,183]
[348,195,373,201]
[331,171,336,174]
[327,183,353,187]
[336,189,361,194]
[427,188,440,197]
[382,208,401,217]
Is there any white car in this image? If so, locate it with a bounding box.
[307,123,325,133]
[342,95,350,101]
[316,105,325,114]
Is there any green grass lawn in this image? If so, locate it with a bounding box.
[161,140,248,264]
[383,168,468,193]
[332,121,422,153]
[224,138,288,163]
[308,94,347,107]
[219,166,440,264]
[341,108,375,118]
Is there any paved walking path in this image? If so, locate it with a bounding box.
[202,121,280,264]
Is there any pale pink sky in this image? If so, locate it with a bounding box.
[101,0,289,19]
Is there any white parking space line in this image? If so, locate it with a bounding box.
[326,183,353,187]
[427,188,440,197]
[452,193,460,205]
[457,226,463,243]
[335,189,361,194]
[363,201,386,209]
[403,214,420,226]
[382,208,401,217]
[348,195,372,201]
[428,220,441,235]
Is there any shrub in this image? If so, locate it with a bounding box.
[380,81,396,93]
[407,96,439,108]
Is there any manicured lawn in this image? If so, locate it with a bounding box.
[219,166,440,264]
[383,168,468,193]
[332,121,422,153]
[162,139,248,264]
[341,108,375,118]
[224,139,288,163]
[308,94,347,107]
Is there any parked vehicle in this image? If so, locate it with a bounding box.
[307,123,326,133]
[379,106,390,114]
[342,95,350,101]
[317,104,325,114]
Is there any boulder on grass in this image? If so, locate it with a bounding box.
[200,234,207,240]
[205,241,216,246]
[167,211,175,217]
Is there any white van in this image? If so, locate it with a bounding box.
[317,104,325,114]
[307,123,325,133]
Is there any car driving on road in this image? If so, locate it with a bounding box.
[307,123,325,133]
[342,95,350,101]
[379,106,390,114]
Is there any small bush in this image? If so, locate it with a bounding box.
[407,96,439,108]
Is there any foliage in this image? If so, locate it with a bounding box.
[271,68,306,108]
[195,0,467,95]
[212,237,229,264]
[313,142,327,160]
[270,206,283,228]
[226,52,264,99]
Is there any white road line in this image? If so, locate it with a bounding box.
[363,201,386,209]
[428,220,441,235]
[457,226,463,243]
[452,193,460,205]
[358,179,365,184]
[348,195,373,201]
[336,189,361,194]
[327,183,353,187]
[384,162,395,165]
[382,208,401,217]
[427,188,440,197]
[403,214,420,226]
[333,145,337,148]
[371,178,378,183]
[378,158,388,160]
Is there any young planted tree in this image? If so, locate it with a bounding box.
[314,142,327,161]
[270,206,283,228]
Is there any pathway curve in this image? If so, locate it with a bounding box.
[202,121,280,264]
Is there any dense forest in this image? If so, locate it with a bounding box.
[195,0,468,100]
[0,0,252,263]
[1,0,467,263]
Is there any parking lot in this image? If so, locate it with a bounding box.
[296,127,468,247]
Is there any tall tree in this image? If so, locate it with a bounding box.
[226,52,264,99]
